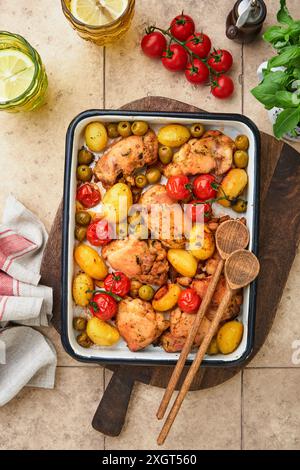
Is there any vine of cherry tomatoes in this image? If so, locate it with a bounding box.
[141,12,234,99]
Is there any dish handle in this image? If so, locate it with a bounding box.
[92,367,135,437]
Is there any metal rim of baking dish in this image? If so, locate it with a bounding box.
[61,109,260,368]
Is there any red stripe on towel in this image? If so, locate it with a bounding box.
[0,233,36,270]
[0,272,14,296]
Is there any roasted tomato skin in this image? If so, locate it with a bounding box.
[76,183,101,208]
[89,293,117,321]
[86,219,112,247]
[166,175,192,200]
[193,174,217,200]
[104,272,131,298]
[178,288,201,313]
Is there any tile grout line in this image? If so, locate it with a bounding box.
[103,367,106,450]
[241,369,244,450]
[241,43,244,115]
[102,44,106,451]
[103,46,106,109]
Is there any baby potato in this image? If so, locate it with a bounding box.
[207,336,219,355]
[86,317,120,346]
[189,225,215,261]
[102,183,133,223]
[152,284,181,312]
[74,244,108,280]
[217,321,244,354]
[72,273,94,307]
[158,124,191,148]
[217,169,248,208]
[167,249,198,277]
[85,122,108,152]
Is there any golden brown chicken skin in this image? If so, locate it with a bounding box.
[138,184,186,249]
[163,133,235,178]
[102,236,169,286]
[116,298,169,351]
[94,130,158,187]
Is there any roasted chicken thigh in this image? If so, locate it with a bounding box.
[102,236,169,286]
[163,133,235,178]
[116,298,169,351]
[94,130,158,187]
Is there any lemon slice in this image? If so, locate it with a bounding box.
[0,49,35,102]
[70,0,128,26]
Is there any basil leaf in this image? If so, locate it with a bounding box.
[277,0,294,25]
[263,25,285,45]
[269,46,300,68]
[251,81,280,109]
[273,107,300,138]
[274,90,300,108]
[262,70,288,86]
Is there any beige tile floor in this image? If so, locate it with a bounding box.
[1,0,300,450]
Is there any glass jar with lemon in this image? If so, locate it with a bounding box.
[61,0,135,46]
[0,32,48,113]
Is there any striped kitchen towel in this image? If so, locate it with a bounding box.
[0,195,52,326]
[0,196,56,406]
[0,194,48,286]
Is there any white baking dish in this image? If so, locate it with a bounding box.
[62,110,260,366]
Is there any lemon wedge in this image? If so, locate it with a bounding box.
[70,0,128,26]
[0,49,35,102]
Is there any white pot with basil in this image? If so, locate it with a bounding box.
[252,0,300,141]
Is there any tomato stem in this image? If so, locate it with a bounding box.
[148,24,219,81]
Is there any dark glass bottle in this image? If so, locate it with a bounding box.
[226,0,267,44]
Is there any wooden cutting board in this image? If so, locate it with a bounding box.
[41,96,300,437]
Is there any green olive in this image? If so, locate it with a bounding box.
[75,211,91,226]
[234,150,249,169]
[159,146,173,164]
[232,198,248,213]
[235,135,249,151]
[139,285,155,301]
[107,123,119,139]
[190,123,205,138]
[73,317,87,332]
[146,167,161,184]
[75,226,87,242]
[131,121,149,136]
[76,332,93,348]
[135,174,148,188]
[78,148,94,165]
[77,165,93,182]
[118,121,132,137]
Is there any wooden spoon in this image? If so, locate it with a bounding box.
[157,248,260,445]
[157,220,250,420]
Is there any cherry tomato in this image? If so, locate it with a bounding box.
[208,49,233,73]
[211,75,234,99]
[162,44,188,72]
[170,13,195,41]
[76,183,101,208]
[185,59,209,84]
[104,272,131,298]
[89,293,117,321]
[187,200,212,223]
[141,32,167,58]
[178,288,201,313]
[166,175,192,200]
[193,174,217,200]
[186,33,211,59]
[87,219,112,247]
